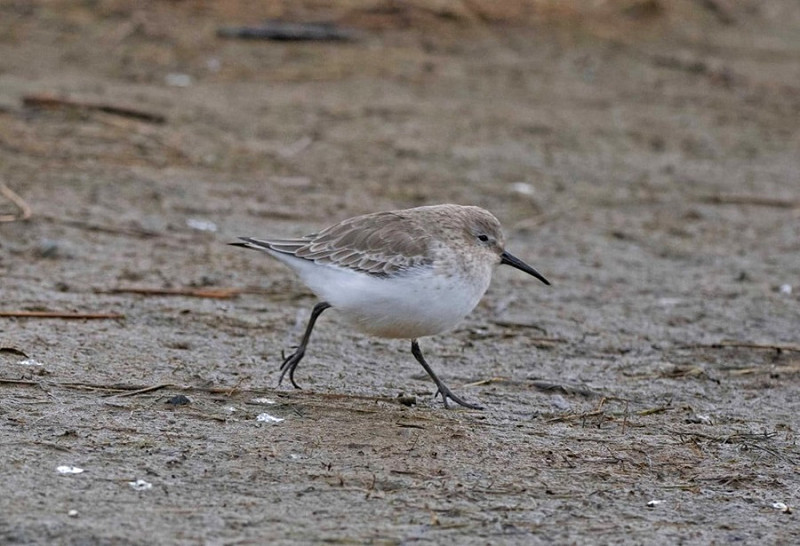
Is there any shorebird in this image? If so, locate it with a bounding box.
[232,204,550,409]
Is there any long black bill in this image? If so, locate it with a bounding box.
[500,251,550,286]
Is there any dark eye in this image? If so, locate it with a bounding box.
[477,234,489,242]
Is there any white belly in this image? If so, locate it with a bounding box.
[277,254,492,339]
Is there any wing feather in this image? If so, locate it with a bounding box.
[237,211,432,277]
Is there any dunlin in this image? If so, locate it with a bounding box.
[232,204,550,409]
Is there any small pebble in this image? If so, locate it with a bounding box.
[166,395,191,406]
[35,239,72,259]
[772,502,792,514]
[397,394,416,407]
[129,479,152,491]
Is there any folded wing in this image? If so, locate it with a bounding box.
[235,211,433,277]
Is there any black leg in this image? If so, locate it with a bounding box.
[278,302,331,389]
[410,339,483,410]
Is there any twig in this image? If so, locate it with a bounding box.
[718,341,800,353]
[740,442,795,463]
[0,440,73,453]
[278,390,413,407]
[0,182,32,222]
[491,319,558,334]
[593,397,608,412]
[692,474,757,486]
[0,311,124,319]
[99,287,242,299]
[636,405,672,416]
[225,377,245,397]
[697,195,800,209]
[0,379,40,386]
[546,409,606,423]
[462,376,507,388]
[530,380,600,397]
[660,365,708,379]
[49,382,155,393]
[0,379,413,407]
[668,428,794,463]
[668,428,776,443]
[688,341,800,354]
[395,421,426,430]
[622,400,629,434]
[113,384,173,398]
[728,364,800,376]
[0,347,29,358]
[40,215,161,239]
[22,93,166,124]
[217,21,357,42]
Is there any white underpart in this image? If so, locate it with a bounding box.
[267,251,492,339]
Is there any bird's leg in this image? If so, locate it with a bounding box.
[410,339,483,410]
[279,302,331,389]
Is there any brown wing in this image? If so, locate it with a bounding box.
[239,211,433,277]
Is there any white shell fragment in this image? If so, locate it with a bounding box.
[165,73,192,87]
[186,218,218,232]
[251,398,277,405]
[18,359,44,366]
[129,479,153,491]
[646,500,664,507]
[68,510,78,517]
[256,412,284,423]
[510,182,535,196]
[772,502,792,513]
[57,466,84,474]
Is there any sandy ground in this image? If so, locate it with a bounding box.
[1,1,799,544]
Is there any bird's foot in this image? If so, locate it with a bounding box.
[278,347,304,389]
[433,385,483,410]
